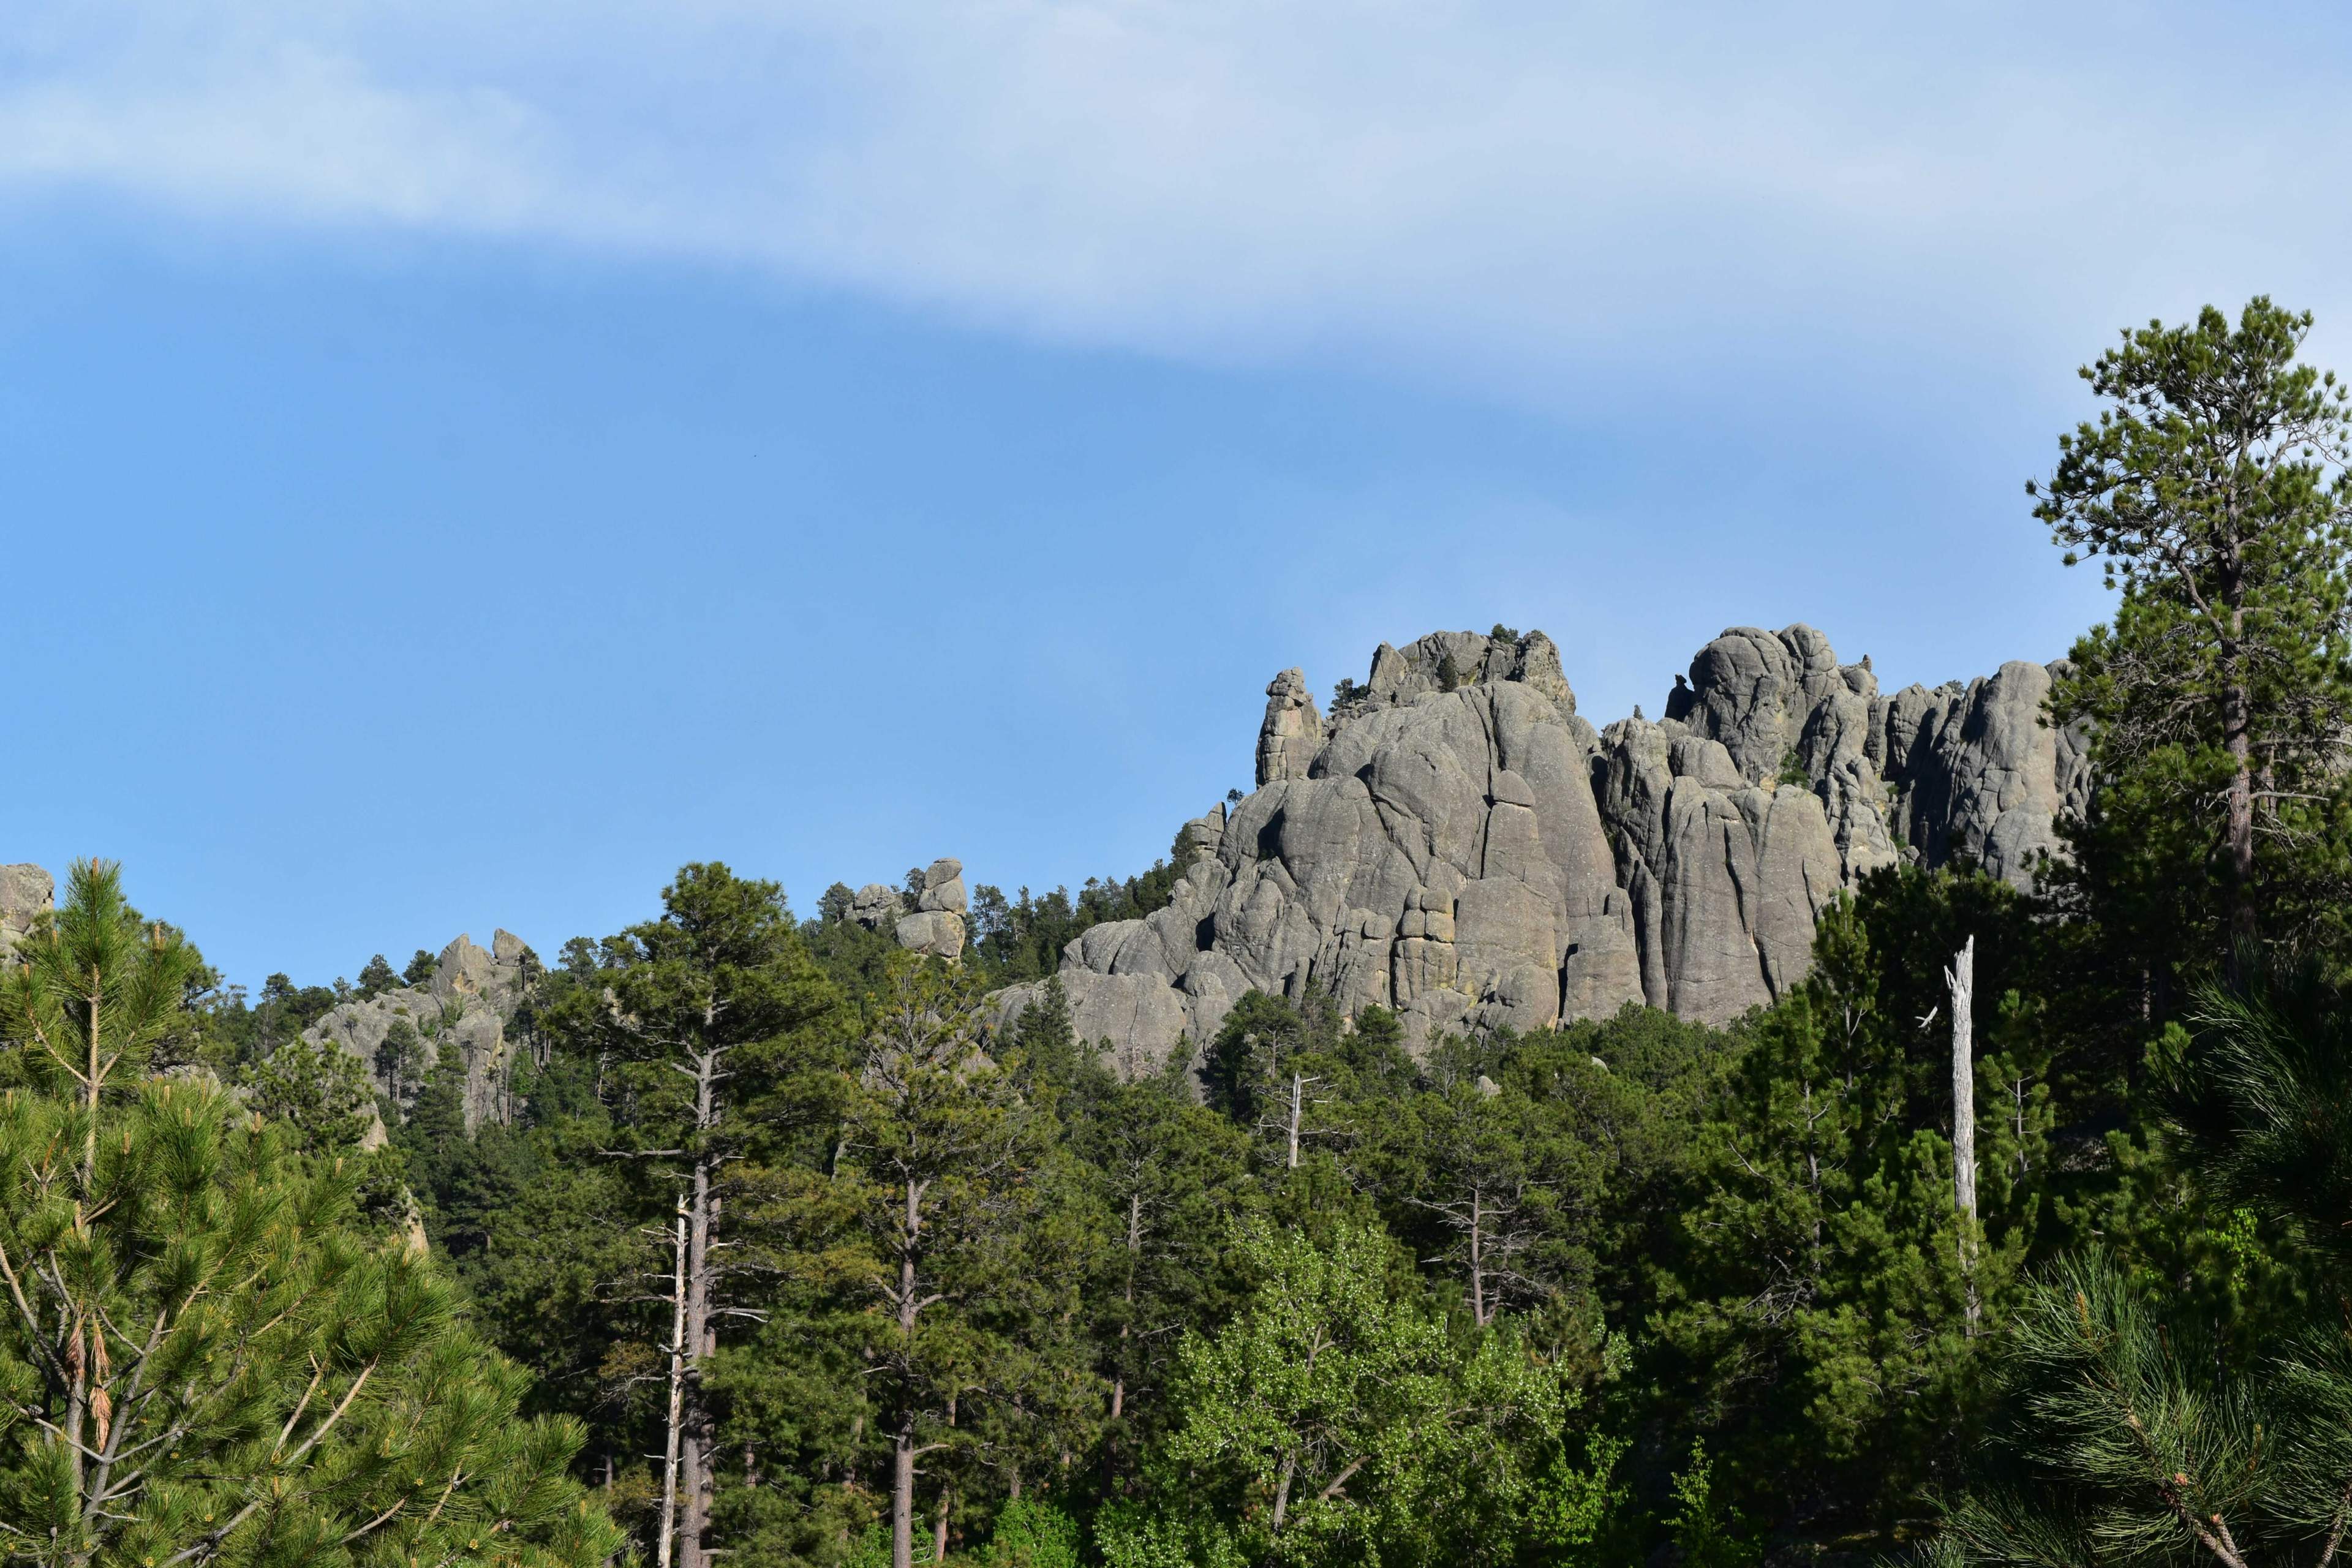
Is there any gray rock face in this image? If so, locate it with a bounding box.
[998,623,2087,1074]
[997,648,1648,1065]
[304,930,537,1132]
[1596,720,1842,1019]
[844,858,974,959]
[1175,804,1227,865]
[0,865,53,960]
[1340,630,1597,750]
[918,858,968,915]
[896,910,968,960]
[1256,669,1323,786]
[1875,660,2093,886]
[850,884,905,931]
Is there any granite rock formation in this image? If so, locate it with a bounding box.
[990,624,2089,1070]
[0,865,53,961]
[851,883,905,930]
[853,858,972,961]
[897,858,970,960]
[305,930,537,1131]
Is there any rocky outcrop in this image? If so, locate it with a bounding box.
[851,884,905,930]
[861,859,972,960]
[995,630,1645,1060]
[1257,670,1323,786]
[994,623,2088,1073]
[0,865,52,961]
[305,931,537,1132]
[1874,660,2094,886]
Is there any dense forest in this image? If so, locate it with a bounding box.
[7,296,2352,1568]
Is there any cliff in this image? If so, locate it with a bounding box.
[989,624,2089,1064]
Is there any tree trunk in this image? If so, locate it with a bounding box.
[1270,1450,1298,1533]
[892,1428,918,1568]
[680,1049,720,1568]
[2223,578,2257,973]
[1112,1189,1140,1422]
[82,966,103,1183]
[658,1194,689,1568]
[892,1175,928,1568]
[935,1390,957,1563]
[1469,1188,1487,1327]
[1287,1072,1302,1169]
[1947,936,1980,1333]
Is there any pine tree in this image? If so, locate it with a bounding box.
[243,1036,379,1155]
[1934,1251,2352,1568]
[372,1016,429,1109]
[1063,1058,1253,1474]
[0,1079,622,1567]
[1202,992,1355,1173]
[1931,966,2352,1567]
[836,957,1090,1568]
[1656,889,2051,1532]
[1382,1077,1593,1327]
[551,862,849,1568]
[0,860,198,1175]
[2033,298,2352,971]
[356,953,401,999]
[395,1044,470,1211]
[0,863,620,1566]
[1006,974,1081,1091]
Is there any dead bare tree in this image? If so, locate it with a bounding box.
[1946,935,1980,1334]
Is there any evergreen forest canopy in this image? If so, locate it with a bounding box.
[6,297,2352,1568]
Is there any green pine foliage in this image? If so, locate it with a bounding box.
[0,864,620,1567]
[355,954,401,999]
[2037,298,2352,971]
[0,1081,620,1567]
[1106,1220,1598,1568]
[963,870,1183,986]
[241,1036,380,1156]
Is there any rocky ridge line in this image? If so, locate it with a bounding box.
[986,624,2090,1066]
[305,932,537,1131]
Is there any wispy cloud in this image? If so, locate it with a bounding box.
[7,2,2350,399]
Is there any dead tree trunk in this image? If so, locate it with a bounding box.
[1468,1189,1487,1327]
[1111,1189,1140,1422]
[892,1175,929,1568]
[680,1044,720,1568]
[1946,935,1980,1333]
[658,1193,689,1568]
[1287,1071,1303,1169]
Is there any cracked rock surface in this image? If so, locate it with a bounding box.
[991,624,2087,1070]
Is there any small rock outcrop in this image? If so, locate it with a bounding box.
[0,865,53,960]
[848,859,973,960]
[305,931,537,1131]
[992,623,2090,1072]
[851,884,905,930]
[897,858,970,960]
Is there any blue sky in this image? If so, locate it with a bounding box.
[4,1,2348,987]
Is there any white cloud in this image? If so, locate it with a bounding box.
[5,1,2350,400]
